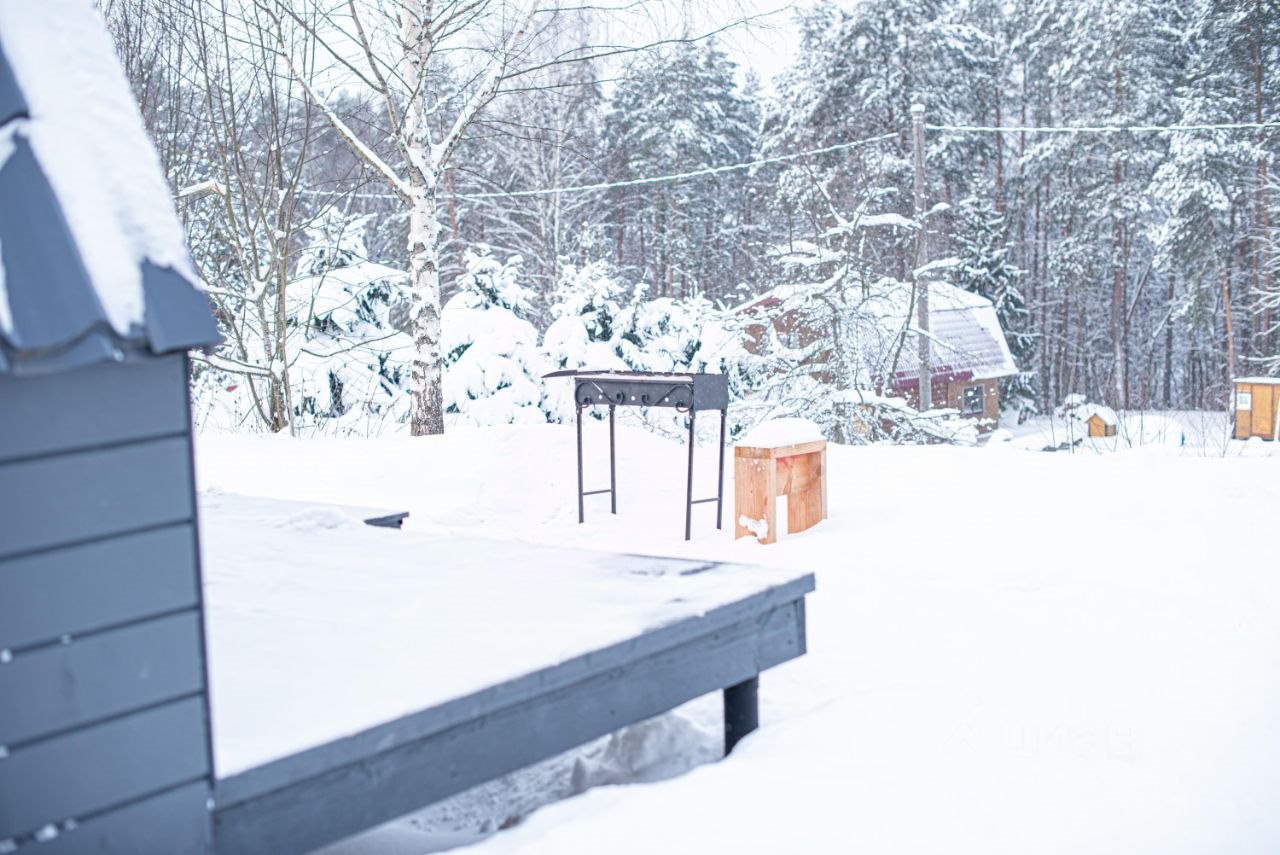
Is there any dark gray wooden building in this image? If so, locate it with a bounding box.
[0,12,222,853]
[0,9,814,855]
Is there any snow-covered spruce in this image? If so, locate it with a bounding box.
[443,246,546,427]
[192,211,414,436]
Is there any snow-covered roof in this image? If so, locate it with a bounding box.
[867,282,1018,383]
[1073,403,1118,426]
[740,278,1019,386]
[1234,377,1280,386]
[0,1,219,375]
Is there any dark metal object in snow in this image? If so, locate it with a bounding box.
[724,675,760,754]
[550,370,729,541]
[361,511,409,529]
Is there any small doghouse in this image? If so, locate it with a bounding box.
[1233,377,1280,440]
[1076,404,1118,438]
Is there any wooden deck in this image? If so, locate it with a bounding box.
[199,494,814,854]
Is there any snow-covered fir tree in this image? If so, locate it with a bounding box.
[286,211,413,435]
[603,38,760,302]
[953,196,1036,412]
[442,246,546,427]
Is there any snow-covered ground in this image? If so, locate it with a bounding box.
[196,421,1280,854]
[200,492,804,777]
[997,409,1268,457]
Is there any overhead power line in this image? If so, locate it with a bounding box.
[290,132,899,203]
[244,119,1278,206]
[455,132,900,200]
[928,120,1279,134]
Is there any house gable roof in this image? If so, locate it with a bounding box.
[877,283,1019,384]
[739,278,1019,387]
[0,1,219,376]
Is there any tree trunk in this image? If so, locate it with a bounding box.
[408,182,446,436]
[1222,263,1238,381]
[1164,274,1174,407]
[1111,170,1126,408]
[273,235,294,435]
[446,169,460,242]
[1254,3,1273,351]
[994,88,1004,211]
[1034,185,1047,408]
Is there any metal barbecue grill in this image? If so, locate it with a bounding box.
[546,370,729,540]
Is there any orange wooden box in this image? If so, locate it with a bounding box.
[734,439,828,544]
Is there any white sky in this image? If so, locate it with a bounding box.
[591,0,802,93]
[704,0,802,91]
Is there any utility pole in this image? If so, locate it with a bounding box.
[911,102,932,412]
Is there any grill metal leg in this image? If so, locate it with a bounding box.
[685,409,696,541]
[576,403,585,524]
[716,408,727,530]
[609,404,617,514]
[724,676,759,754]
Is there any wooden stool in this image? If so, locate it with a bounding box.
[734,439,828,544]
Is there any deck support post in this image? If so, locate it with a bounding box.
[716,408,727,529]
[576,403,585,524]
[609,404,617,514]
[685,410,696,541]
[723,675,759,755]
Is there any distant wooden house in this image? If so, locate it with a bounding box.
[1233,377,1280,440]
[738,279,1019,432]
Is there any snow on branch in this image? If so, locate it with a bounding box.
[914,257,961,277]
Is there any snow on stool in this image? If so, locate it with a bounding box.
[734,418,828,544]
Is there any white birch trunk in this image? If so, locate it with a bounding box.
[407,180,446,436]
[401,2,444,436]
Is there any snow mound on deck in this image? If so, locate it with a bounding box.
[274,506,361,531]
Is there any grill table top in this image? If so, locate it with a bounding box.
[562,370,729,412]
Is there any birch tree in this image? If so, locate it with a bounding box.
[259,1,766,434]
[255,1,542,435]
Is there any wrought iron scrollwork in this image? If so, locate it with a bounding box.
[639,384,694,412]
[575,380,632,407]
[576,379,693,411]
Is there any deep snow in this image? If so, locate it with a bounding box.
[199,492,805,776]
[195,422,1280,854]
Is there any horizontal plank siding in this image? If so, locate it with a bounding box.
[0,523,198,650]
[0,696,209,839]
[0,354,189,464]
[31,781,211,855]
[0,612,205,746]
[0,436,193,560]
[214,594,809,855]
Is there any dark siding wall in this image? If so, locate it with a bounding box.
[0,354,213,852]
